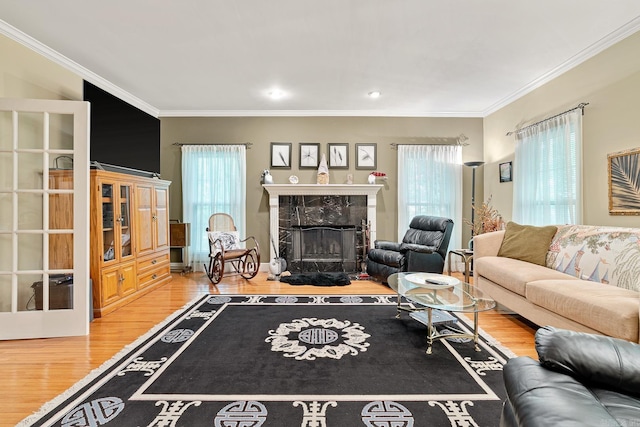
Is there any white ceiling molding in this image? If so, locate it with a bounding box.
[483,16,640,117]
[0,19,159,118]
[158,109,484,118]
[3,3,640,119]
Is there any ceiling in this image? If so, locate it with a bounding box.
[2,1,640,118]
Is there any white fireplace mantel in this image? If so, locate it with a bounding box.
[262,184,383,261]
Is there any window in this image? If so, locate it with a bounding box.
[181,145,246,266]
[513,109,583,225]
[397,144,462,250]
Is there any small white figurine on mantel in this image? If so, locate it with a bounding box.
[346,173,354,184]
[368,171,387,184]
[317,154,329,184]
[262,169,273,184]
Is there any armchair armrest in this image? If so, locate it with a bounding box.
[535,326,640,394]
[400,243,435,254]
[374,240,402,251]
[502,357,613,427]
[473,230,505,259]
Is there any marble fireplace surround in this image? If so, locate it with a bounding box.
[262,184,383,263]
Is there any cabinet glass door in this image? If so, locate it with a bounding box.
[102,183,116,262]
[119,184,133,260]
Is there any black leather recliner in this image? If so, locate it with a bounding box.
[501,326,640,427]
[366,215,454,283]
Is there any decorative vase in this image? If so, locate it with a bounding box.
[262,170,273,184]
[269,257,287,275]
[367,174,376,184]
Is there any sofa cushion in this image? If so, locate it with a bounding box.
[547,224,640,292]
[526,280,639,342]
[207,231,239,251]
[497,221,558,266]
[475,256,576,297]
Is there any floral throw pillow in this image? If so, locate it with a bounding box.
[546,225,640,292]
[207,231,240,252]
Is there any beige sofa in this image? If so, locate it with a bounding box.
[473,224,640,343]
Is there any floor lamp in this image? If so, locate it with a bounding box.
[464,161,485,237]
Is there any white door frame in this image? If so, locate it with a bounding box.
[0,98,90,339]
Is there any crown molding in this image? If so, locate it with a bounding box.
[0,19,160,118]
[158,109,484,118]
[482,16,640,117]
[4,15,638,120]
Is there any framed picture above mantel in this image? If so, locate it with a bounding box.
[328,143,349,169]
[356,143,376,169]
[299,143,320,169]
[270,142,292,169]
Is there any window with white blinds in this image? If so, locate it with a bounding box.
[181,145,246,266]
[397,144,462,249]
[513,109,583,225]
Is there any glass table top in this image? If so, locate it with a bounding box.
[387,272,496,313]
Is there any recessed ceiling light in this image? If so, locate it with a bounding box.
[268,89,286,100]
[368,91,381,98]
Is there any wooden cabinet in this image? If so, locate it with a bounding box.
[90,170,171,317]
[135,183,170,257]
[97,178,135,266]
[137,252,170,290]
[99,261,136,306]
[155,186,170,250]
[134,182,171,291]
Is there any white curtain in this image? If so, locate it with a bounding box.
[397,144,462,254]
[181,144,246,267]
[513,109,583,225]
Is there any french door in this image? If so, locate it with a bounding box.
[0,98,90,339]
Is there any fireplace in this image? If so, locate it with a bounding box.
[262,184,383,273]
[278,194,366,273]
[289,225,358,272]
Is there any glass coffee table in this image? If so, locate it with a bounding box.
[388,272,496,354]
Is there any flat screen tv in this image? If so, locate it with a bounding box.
[84,81,160,174]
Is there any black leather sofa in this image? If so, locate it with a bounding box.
[366,215,453,283]
[501,326,640,427]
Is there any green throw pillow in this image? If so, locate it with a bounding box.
[497,222,558,266]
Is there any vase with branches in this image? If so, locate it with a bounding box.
[465,196,504,237]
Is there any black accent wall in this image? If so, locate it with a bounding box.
[84,81,160,174]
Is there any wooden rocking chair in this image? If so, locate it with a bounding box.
[204,213,260,284]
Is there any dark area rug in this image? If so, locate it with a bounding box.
[20,295,513,426]
[279,271,351,286]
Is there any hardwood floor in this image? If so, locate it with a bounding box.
[0,271,537,426]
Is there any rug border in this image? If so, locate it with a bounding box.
[16,294,209,427]
[18,294,517,426]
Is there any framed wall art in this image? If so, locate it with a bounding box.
[356,143,376,169]
[328,143,349,169]
[270,142,292,169]
[299,143,320,168]
[499,161,512,183]
[608,147,640,215]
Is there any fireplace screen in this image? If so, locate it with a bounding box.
[289,225,357,272]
